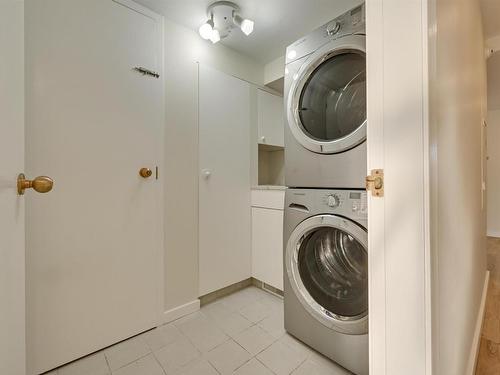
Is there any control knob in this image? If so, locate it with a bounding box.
[326,21,341,36]
[327,194,340,208]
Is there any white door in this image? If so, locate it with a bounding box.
[25,1,164,373]
[366,1,429,374]
[0,2,25,375]
[199,65,252,295]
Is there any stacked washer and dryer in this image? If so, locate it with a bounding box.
[283,4,368,375]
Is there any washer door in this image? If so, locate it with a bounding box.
[286,214,368,334]
[287,35,366,154]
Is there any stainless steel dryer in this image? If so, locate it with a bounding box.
[285,4,367,189]
[284,188,368,375]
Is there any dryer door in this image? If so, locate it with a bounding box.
[287,35,366,154]
[285,214,368,334]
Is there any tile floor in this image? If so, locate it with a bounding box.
[476,237,500,375]
[46,286,351,375]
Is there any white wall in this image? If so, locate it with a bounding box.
[264,56,285,85]
[429,0,487,373]
[162,18,264,313]
[487,51,500,237]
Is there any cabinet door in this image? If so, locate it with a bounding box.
[199,65,251,295]
[251,207,284,290]
[258,89,284,147]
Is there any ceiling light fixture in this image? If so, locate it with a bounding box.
[198,1,255,44]
[199,18,215,40]
[209,29,221,44]
[233,14,254,36]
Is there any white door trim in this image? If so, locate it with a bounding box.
[112,0,162,22]
[466,271,489,374]
[0,1,25,374]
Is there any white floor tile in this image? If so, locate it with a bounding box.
[239,287,268,301]
[205,340,252,374]
[233,358,274,375]
[291,358,352,375]
[211,311,254,337]
[278,334,313,358]
[217,291,260,312]
[201,301,233,321]
[104,336,151,371]
[56,288,347,375]
[154,336,200,373]
[308,350,352,373]
[259,292,284,311]
[174,358,219,375]
[257,312,286,339]
[257,341,307,375]
[59,352,109,375]
[142,324,183,351]
[239,300,274,323]
[176,312,229,352]
[112,355,164,375]
[233,325,276,356]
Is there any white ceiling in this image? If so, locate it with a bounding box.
[481,0,500,39]
[134,0,363,63]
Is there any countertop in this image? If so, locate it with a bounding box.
[251,185,287,191]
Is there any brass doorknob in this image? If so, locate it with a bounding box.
[139,168,152,178]
[17,174,54,195]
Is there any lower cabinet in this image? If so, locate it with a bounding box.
[251,206,284,291]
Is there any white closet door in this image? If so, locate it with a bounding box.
[26,1,164,373]
[199,65,251,295]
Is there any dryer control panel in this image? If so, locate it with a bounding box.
[285,4,365,64]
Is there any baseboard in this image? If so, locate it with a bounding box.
[487,230,500,238]
[466,271,490,374]
[161,299,200,324]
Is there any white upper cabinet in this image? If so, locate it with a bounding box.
[257,89,284,147]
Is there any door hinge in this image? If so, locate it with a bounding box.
[366,169,384,197]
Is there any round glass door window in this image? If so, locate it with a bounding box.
[298,226,367,319]
[298,52,366,144]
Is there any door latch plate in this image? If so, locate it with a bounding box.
[366,169,384,197]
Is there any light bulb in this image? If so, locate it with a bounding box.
[287,50,297,60]
[210,29,221,44]
[199,19,214,40]
[233,14,254,36]
[240,19,254,36]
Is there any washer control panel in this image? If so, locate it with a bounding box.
[327,194,340,208]
[317,190,367,219]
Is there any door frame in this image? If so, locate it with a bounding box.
[0,1,25,374]
[366,0,432,374]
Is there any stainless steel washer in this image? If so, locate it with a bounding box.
[284,188,368,375]
[285,4,367,189]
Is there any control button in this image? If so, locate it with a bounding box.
[326,21,341,36]
[327,194,340,208]
[352,204,358,212]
